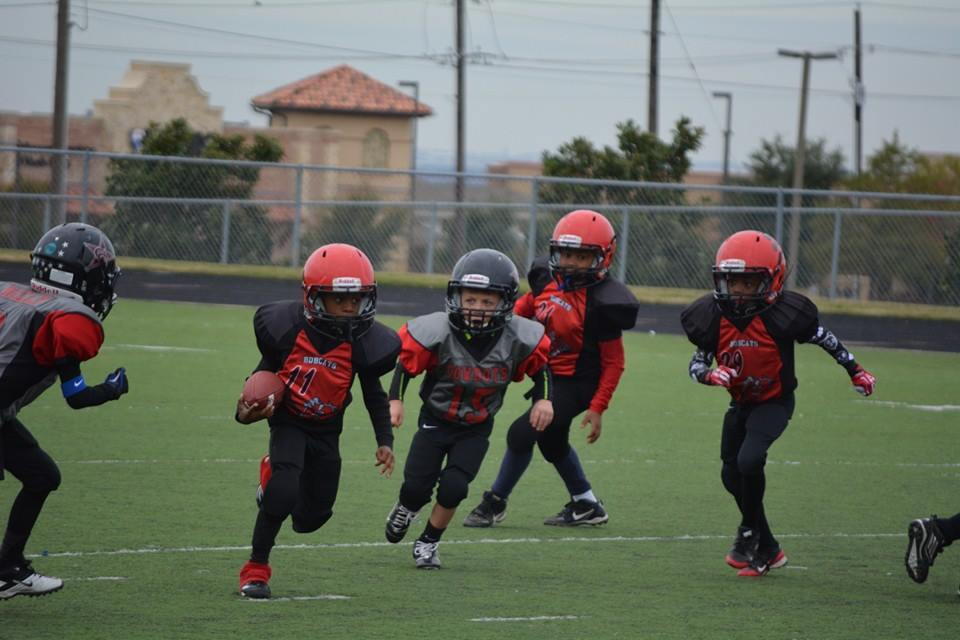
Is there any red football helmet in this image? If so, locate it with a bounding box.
[302,243,377,339]
[712,230,786,318]
[548,209,617,289]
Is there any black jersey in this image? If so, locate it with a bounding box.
[252,301,400,444]
[680,291,820,404]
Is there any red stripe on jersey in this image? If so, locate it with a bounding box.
[717,315,783,403]
[31,311,104,366]
[397,323,438,375]
[528,282,586,376]
[277,330,354,420]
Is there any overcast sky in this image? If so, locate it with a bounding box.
[1,0,958,173]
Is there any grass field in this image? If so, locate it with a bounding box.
[1,298,959,639]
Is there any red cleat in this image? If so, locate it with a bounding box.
[737,547,788,578]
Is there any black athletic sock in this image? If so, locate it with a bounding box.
[419,521,446,543]
[0,489,50,569]
[740,471,766,535]
[0,530,29,570]
[250,509,285,564]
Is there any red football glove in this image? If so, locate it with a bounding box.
[851,366,876,396]
[705,366,736,388]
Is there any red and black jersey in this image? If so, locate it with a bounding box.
[514,257,639,413]
[251,301,400,446]
[0,282,103,418]
[680,291,820,404]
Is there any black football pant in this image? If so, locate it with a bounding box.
[505,376,595,463]
[250,421,341,564]
[398,410,493,511]
[0,419,62,569]
[719,394,795,549]
[936,512,960,546]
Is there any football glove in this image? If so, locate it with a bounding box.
[705,365,736,388]
[851,366,875,396]
[104,367,129,398]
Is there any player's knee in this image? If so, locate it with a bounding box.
[261,467,300,517]
[737,453,766,476]
[292,508,333,534]
[24,463,61,494]
[506,421,537,454]
[537,439,569,464]
[720,462,739,493]
[436,469,470,508]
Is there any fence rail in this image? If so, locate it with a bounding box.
[2,146,959,306]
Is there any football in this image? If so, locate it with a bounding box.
[241,371,286,408]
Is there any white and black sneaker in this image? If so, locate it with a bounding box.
[543,499,609,526]
[385,502,420,543]
[0,562,64,600]
[413,540,441,569]
[463,491,507,528]
[906,516,945,584]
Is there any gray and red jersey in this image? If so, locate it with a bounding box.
[0,282,102,422]
[397,312,550,426]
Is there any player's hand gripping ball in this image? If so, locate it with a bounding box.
[242,371,286,409]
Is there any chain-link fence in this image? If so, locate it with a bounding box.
[2,146,959,306]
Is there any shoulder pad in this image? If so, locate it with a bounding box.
[527,256,552,295]
[355,322,401,376]
[253,301,302,351]
[590,279,640,330]
[405,312,450,350]
[508,315,546,349]
[766,291,819,339]
[680,293,720,349]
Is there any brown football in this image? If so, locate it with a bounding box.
[241,371,286,408]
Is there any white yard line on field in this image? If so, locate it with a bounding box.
[241,595,351,602]
[470,615,580,622]
[105,344,216,353]
[856,400,960,412]
[64,576,129,581]
[29,532,902,560]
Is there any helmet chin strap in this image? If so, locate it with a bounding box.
[30,279,84,303]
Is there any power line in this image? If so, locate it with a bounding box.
[662,1,724,130]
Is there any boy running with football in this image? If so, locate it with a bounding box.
[384,248,552,568]
[680,230,877,577]
[235,244,400,598]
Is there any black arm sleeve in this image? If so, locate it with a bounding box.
[388,363,414,402]
[688,349,714,385]
[360,371,393,448]
[805,325,861,376]
[524,365,554,402]
[57,361,123,409]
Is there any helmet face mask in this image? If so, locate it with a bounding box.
[712,231,786,319]
[548,210,617,290]
[446,249,519,336]
[30,223,121,319]
[302,245,377,341]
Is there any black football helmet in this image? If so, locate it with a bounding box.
[30,223,121,319]
[446,249,519,335]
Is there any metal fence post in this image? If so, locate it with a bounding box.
[425,202,438,275]
[774,189,784,246]
[80,150,91,223]
[828,197,846,299]
[220,200,232,264]
[525,177,540,270]
[43,194,51,232]
[617,207,630,283]
[291,165,304,267]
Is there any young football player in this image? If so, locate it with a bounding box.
[464,210,638,528]
[0,223,127,600]
[236,243,400,599]
[384,248,552,568]
[680,229,877,577]
[905,512,960,595]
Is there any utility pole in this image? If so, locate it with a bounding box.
[647,0,660,135]
[52,0,70,223]
[454,0,466,258]
[853,5,864,175]
[778,48,839,289]
[712,91,732,184]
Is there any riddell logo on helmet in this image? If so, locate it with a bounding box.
[718,259,747,271]
[331,277,362,291]
[555,234,583,247]
[461,273,491,286]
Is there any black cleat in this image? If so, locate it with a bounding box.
[463,491,507,528]
[413,540,441,569]
[725,526,759,570]
[906,516,945,584]
[543,499,608,526]
[385,502,420,543]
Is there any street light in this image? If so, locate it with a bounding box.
[398,80,420,205]
[711,91,732,184]
[777,48,839,289]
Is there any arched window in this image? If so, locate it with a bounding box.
[362,128,390,168]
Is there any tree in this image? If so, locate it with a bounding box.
[538,118,708,288]
[103,118,283,264]
[744,135,846,191]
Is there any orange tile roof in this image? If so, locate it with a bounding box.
[252,65,433,117]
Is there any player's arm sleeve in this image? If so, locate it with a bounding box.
[588,336,626,414]
[804,324,861,376]
[252,306,284,373]
[688,349,715,385]
[387,324,435,401]
[388,363,414,402]
[524,364,554,403]
[56,361,125,409]
[514,291,536,319]
[513,333,551,382]
[360,370,393,448]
